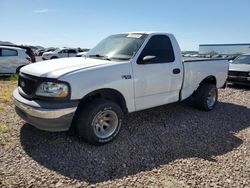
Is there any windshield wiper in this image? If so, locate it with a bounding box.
[88,54,111,61]
[111,57,130,61]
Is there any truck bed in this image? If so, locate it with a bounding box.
[183,57,228,62]
[181,58,229,100]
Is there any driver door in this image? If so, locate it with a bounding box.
[132,35,183,111]
[59,49,68,58]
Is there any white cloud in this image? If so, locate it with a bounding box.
[32,9,50,13]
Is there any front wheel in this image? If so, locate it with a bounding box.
[74,99,123,145]
[194,83,218,111]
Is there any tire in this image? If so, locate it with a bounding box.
[74,99,123,145]
[51,56,58,59]
[194,83,218,111]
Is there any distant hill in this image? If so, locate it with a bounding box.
[0,41,15,45]
[0,41,45,50]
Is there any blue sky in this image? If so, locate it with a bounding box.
[0,0,250,50]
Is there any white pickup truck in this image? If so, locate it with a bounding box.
[13,32,228,144]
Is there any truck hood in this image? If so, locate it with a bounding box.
[229,63,250,72]
[20,57,113,78]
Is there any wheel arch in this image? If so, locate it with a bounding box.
[199,75,217,87]
[78,88,128,114]
[16,65,25,74]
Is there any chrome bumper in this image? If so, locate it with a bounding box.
[13,97,77,119]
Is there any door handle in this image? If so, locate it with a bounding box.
[173,68,181,74]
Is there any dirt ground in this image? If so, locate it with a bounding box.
[0,79,249,187]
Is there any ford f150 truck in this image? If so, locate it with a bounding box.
[13,32,229,144]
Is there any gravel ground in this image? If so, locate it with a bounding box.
[0,85,249,187]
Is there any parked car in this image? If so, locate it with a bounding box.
[190,54,199,57]
[35,49,45,56]
[44,48,57,53]
[227,55,237,61]
[13,32,228,144]
[198,54,206,58]
[42,48,79,60]
[76,51,89,57]
[77,48,90,53]
[228,54,250,85]
[221,55,228,59]
[212,54,221,58]
[2,45,36,63]
[0,46,31,74]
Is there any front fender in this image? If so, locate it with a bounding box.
[59,62,136,112]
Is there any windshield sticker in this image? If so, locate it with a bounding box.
[127,34,142,38]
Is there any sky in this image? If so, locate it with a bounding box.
[0,0,250,51]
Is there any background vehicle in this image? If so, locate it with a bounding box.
[228,54,250,85]
[42,48,79,60]
[44,47,57,53]
[77,48,90,53]
[0,46,31,74]
[2,44,36,63]
[35,49,45,56]
[212,54,221,58]
[76,51,89,57]
[13,32,228,145]
[227,55,237,61]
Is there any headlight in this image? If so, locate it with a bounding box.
[35,82,69,98]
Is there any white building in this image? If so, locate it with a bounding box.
[199,43,250,55]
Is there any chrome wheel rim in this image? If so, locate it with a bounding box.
[207,88,217,109]
[92,110,118,139]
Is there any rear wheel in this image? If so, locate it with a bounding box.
[74,99,123,145]
[194,83,218,111]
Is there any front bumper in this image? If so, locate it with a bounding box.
[13,88,78,132]
[227,76,250,86]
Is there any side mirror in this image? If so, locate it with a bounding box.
[138,55,156,64]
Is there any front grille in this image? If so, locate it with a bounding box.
[228,71,249,77]
[18,74,38,96]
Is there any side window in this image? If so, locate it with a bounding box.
[1,49,18,57]
[68,49,77,53]
[137,35,175,64]
[61,49,68,53]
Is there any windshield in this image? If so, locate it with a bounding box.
[87,33,148,61]
[232,55,250,65]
